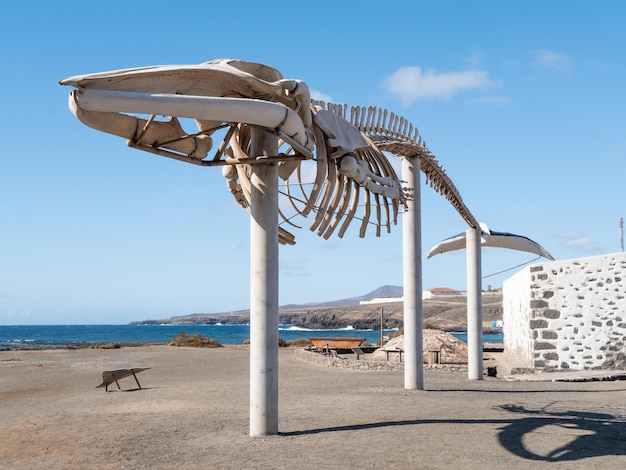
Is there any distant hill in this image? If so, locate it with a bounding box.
[281,285,404,308]
[132,285,404,325]
[130,286,502,331]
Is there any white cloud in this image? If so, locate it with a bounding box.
[382,66,495,106]
[466,49,485,69]
[280,258,310,278]
[310,89,332,103]
[4,309,31,319]
[531,49,573,73]
[555,231,597,253]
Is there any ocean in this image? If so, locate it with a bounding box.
[0,324,503,350]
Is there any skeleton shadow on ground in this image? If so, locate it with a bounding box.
[427,386,626,394]
[280,403,626,462]
[496,404,626,461]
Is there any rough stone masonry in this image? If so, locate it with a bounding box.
[503,252,626,371]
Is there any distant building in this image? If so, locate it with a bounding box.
[422,287,465,300]
[360,287,464,305]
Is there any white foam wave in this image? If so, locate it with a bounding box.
[279,325,361,331]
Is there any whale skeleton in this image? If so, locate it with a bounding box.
[61,58,549,258]
[61,59,554,419]
[67,88,314,159]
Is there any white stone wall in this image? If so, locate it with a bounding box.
[503,252,626,371]
[502,269,534,365]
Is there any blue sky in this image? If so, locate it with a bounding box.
[1,1,625,325]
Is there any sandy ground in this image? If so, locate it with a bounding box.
[1,346,625,470]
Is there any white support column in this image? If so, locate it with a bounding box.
[466,227,483,380]
[402,155,424,390]
[249,129,279,436]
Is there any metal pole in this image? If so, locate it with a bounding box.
[249,128,279,436]
[402,155,424,389]
[380,307,384,346]
[466,227,483,380]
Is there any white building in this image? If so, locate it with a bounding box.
[503,252,626,371]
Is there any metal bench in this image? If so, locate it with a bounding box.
[96,367,150,391]
[382,348,404,362]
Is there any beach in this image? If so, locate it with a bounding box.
[1,346,624,469]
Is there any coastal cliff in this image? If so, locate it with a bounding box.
[131,288,503,331]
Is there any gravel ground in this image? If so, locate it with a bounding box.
[1,346,625,469]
